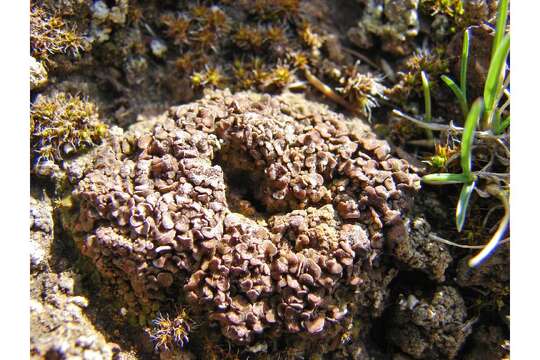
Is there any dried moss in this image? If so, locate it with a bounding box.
[30,6,87,65]
[31,92,107,164]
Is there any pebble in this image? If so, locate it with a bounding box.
[151,39,168,58]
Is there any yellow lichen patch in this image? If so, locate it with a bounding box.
[264,64,293,90]
[191,67,227,89]
[297,21,322,49]
[421,0,464,18]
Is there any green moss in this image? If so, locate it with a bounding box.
[31,92,108,164]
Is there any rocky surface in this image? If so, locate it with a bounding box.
[29,88,510,359]
[30,189,117,359]
[387,286,472,359]
[28,2,510,356]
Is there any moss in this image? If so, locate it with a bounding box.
[160,13,191,46]
[386,50,449,102]
[263,64,293,90]
[191,67,227,89]
[30,6,87,65]
[420,0,494,34]
[150,310,192,352]
[31,92,108,164]
[336,69,386,117]
[241,0,301,21]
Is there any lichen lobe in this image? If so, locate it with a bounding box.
[69,91,421,345]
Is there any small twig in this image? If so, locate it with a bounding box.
[379,58,396,82]
[303,66,364,116]
[479,151,495,173]
[286,81,307,91]
[392,110,506,140]
[407,139,437,148]
[342,47,381,70]
[474,171,510,181]
[495,138,510,158]
[482,204,504,229]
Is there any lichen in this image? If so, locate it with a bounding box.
[388,286,472,359]
[347,0,420,56]
[65,91,421,351]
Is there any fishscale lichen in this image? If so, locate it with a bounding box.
[66,91,421,350]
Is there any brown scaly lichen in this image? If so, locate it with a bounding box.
[31,92,108,164]
[67,91,421,348]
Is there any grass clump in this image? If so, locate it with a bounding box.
[394,0,509,267]
[31,92,108,164]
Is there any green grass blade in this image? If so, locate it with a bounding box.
[421,71,432,122]
[441,75,469,117]
[460,28,470,103]
[491,0,509,60]
[492,111,501,135]
[422,173,469,184]
[456,181,476,232]
[484,34,510,119]
[461,98,483,180]
[498,115,510,133]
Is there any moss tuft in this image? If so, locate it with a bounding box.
[150,310,192,352]
[30,6,87,65]
[31,92,107,164]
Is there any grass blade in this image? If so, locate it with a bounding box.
[421,71,433,139]
[441,75,469,117]
[421,71,432,122]
[483,34,510,127]
[456,181,476,232]
[498,115,510,133]
[468,188,509,267]
[422,173,469,184]
[460,28,470,103]
[491,0,509,60]
[461,99,483,180]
